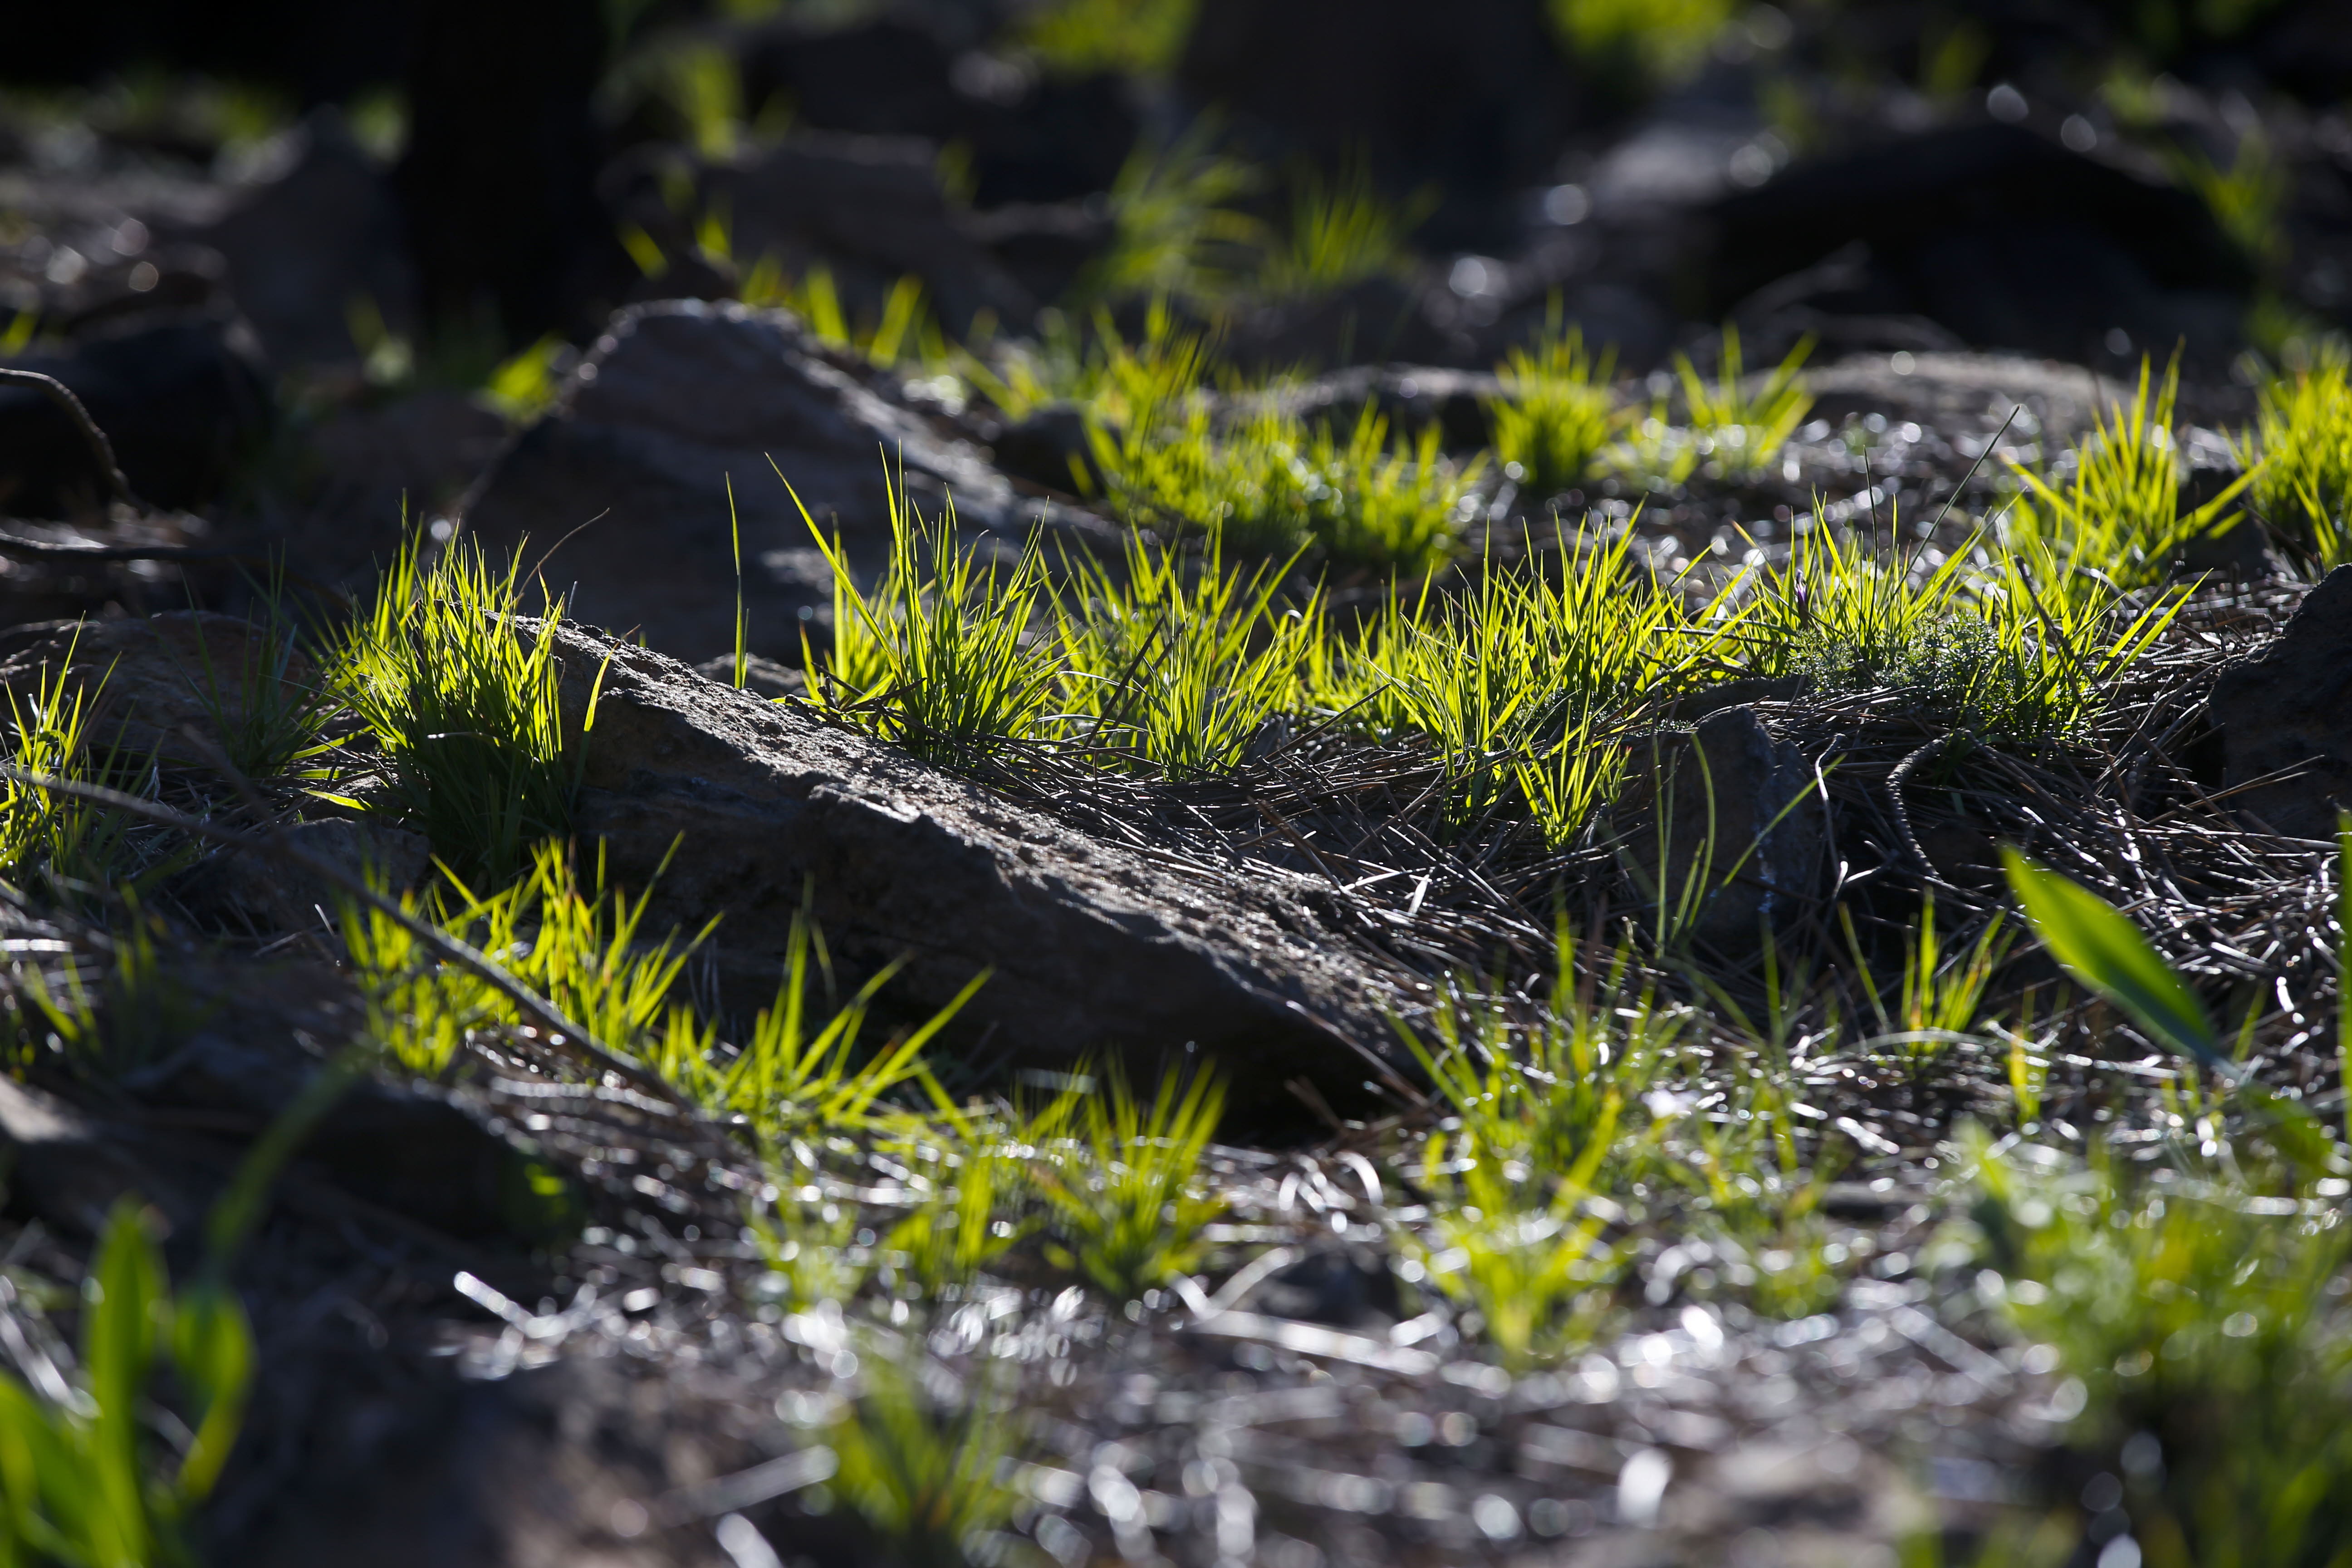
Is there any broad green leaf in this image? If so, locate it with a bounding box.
[2001,848,2220,1067]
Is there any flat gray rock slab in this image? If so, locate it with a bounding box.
[549,623,1411,1110]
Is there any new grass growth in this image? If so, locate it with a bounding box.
[2243,343,2352,569]
[333,535,578,889]
[1490,321,1618,500]
[2012,355,2255,588]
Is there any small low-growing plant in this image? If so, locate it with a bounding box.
[2242,343,2352,570]
[1327,519,1719,836]
[333,534,579,889]
[1076,122,1265,309]
[1400,926,1680,1184]
[2010,355,2256,588]
[828,1358,1027,1568]
[1052,534,1317,776]
[0,653,146,904]
[1739,518,2181,740]
[1614,327,1811,484]
[1971,1131,2352,1566]
[1489,322,1619,500]
[801,472,1059,765]
[1036,1064,1225,1300]
[1262,161,1428,298]
[656,913,985,1144]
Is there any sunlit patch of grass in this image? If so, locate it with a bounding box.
[1323,519,1720,835]
[657,912,983,1143]
[828,1357,1027,1568]
[1263,161,1430,299]
[740,262,951,370]
[1077,122,1266,309]
[1052,533,1318,776]
[0,652,149,905]
[2242,343,2352,571]
[332,534,579,889]
[1846,895,2009,1062]
[1970,1130,2352,1565]
[1016,0,1200,77]
[1549,0,1740,87]
[1735,517,2182,740]
[1035,1064,1225,1300]
[1641,326,1814,483]
[343,839,706,1078]
[800,472,1061,765]
[2010,354,2256,588]
[1489,320,1620,500]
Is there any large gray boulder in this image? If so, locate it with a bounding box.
[459,299,1116,664]
[546,621,1409,1111]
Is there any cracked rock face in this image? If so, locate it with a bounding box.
[458,299,1116,666]
[2212,565,2352,841]
[544,622,1410,1112]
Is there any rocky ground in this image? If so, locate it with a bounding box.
[2,2,2352,1565]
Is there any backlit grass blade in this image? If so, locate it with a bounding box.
[2001,848,2220,1068]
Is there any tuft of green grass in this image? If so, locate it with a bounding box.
[1739,517,2182,740]
[828,1358,1026,1568]
[1296,404,1485,573]
[1016,0,1199,77]
[1325,519,1718,838]
[2242,343,2352,570]
[1400,926,1680,1183]
[1263,162,1430,299]
[799,471,1060,765]
[2011,354,2256,588]
[178,601,340,785]
[1971,1131,2352,1567]
[1671,326,1813,479]
[332,534,579,890]
[1052,533,1318,776]
[1845,895,2009,1060]
[1549,0,1740,86]
[1489,321,1620,500]
[1036,1064,1225,1300]
[654,911,985,1144]
[0,651,147,904]
[740,263,950,370]
[1077,123,1266,309]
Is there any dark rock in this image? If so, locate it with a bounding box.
[1616,706,1826,952]
[988,402,1100,495]
[698,134,1037,335]
[691,653,805,701]
[0,611,319,770]
[1217,275,1465,372]
[0,313,271,515]
[180,109,416,368]
[544,622,1410,1112]
[459,299,1118,663]
[0,1077,185,1235]
[1704,125,2255,370]
[1798,352,2255,448]
[397,0,611,342]
[1268,365,1502,453]
[1236,1242,1404,1331]
[738,20,1139,207]
[295,389,512,579]
[1179,0,1575,251]
[964,200,1116,309]
[2210,566,2352,840]
[185,819,432,935]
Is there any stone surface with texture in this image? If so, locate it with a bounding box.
[460,299,1116,663]
[544,621,1408,1109]
[2211,565,2352,841]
